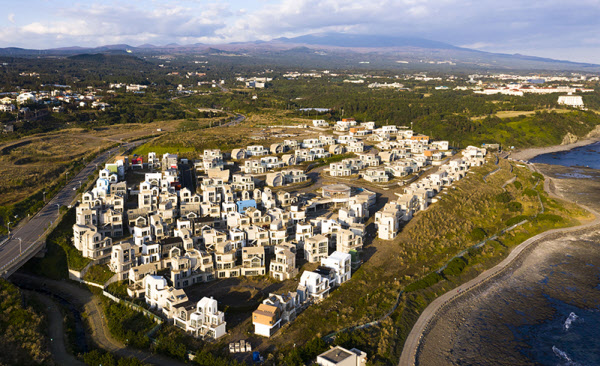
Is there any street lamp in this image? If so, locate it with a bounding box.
[6,221,12,236]
[43,190,46,203]
[65,171,69,183]
[17,238,22,254]
[56,204,60,214]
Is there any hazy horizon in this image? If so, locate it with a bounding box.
[1,0,599,63]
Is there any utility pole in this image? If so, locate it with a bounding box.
[17,238,22,254]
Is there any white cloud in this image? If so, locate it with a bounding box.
[0,0,598,63]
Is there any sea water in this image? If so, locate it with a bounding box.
[514,144,600,365]
[514,297,600,366]
[530,142,600,169]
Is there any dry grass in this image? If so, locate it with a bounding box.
[132,114,321,158]
[471,108,571,120]
[245,109,315,127]
[0,120,182,206]
[0,135,108,206]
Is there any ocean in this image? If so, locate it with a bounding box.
[514,144,600,366]
[530,142,600,170]
[514,294,600,366]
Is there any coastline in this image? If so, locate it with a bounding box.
[399,165,600,366]
[509,137,600,161]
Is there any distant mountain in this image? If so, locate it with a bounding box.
[66,53,148,66]
[0,32,597,71]
[275,33,460,50]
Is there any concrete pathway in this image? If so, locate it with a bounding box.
[399,166,600,366]
[30,292,86,366]
[13,274,188,366]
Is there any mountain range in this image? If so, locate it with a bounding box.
[0,33,597,71]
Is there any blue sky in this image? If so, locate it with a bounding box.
[1,0,599,63]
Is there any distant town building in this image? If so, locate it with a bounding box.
[558,95,584,109]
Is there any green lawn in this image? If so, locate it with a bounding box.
[83,264,114,285]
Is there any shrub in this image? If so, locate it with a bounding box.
[0,279,52,365]
[84,264,114,285]
[443,257,468,277]
[404,272,443,293]
[106,281,129,299]
[154,326,191,361]
[469,227,487,242]
[103,300,154,349]
[534,213,563,224]
[532,172,544,181]
[495,191,512,203]
[506,215,528,226]
[507,201,523,212]
[513,181,522,189]
[523,188,537,197]
[83,350,150,366]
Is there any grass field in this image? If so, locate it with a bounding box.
[471,108,571,120]
[0,120,184,207]
[132,114,321,158]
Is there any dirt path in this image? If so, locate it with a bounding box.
[12,273,188,366]
[399,164,600,366]
[30,292,86,366]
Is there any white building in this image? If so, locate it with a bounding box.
[316,346,367,366]
[558,95,584,109]
[320,251,352,286]
[186,297,227,340]
[297,271,330,302]
[374,203,403,240]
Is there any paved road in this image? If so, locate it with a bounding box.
[13,273,188,366]
[399,165,600,366]
[0,141,144,277]
[31,292,86,366]
[224,113,245,127]
[215,83,229,93]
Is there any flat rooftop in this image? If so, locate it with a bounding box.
[319,347,353,363]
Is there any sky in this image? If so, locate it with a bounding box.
[1,0,599,63]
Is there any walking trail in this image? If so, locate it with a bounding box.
[398,165,600,366]
[13,273,188,366]
[29,292,86,366]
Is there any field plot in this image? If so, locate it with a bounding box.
[471,108,571,120]
[0,120,183,207]
[132,116,319,157]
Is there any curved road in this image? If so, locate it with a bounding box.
[399,165,600,366]
[13,273,188,366]
[224,113,245,127]
[30,292,86,366]
[0,141,144,277]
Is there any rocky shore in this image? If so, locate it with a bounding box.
[415,164,600,366]
[509,138,600,161]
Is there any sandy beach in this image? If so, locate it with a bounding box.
[509,137,600,161]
